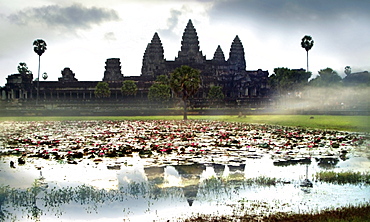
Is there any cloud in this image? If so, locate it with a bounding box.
[158,8,182,38]
[205,0,370,73]
[7,3,120,30]
[208,0,370,30]
[104,32,117,41]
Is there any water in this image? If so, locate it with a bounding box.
[0,120,369,221]
[1,155,369,222]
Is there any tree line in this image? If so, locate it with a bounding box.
[11,37,370,119]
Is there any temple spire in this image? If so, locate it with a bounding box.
[103,58,124,82]
[213,45,225,62]
[176,19,204,64]
[141,32,165,77]
[228,35,246,70]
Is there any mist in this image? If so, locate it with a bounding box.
[269,86,370,115]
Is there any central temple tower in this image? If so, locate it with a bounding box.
[140,18,269,99]
[176,20,205,64]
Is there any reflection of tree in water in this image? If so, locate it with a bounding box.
[0,186,10,221]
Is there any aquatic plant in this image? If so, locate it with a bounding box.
[262,202,370,222]
[243,176,280,186]
[181,202,370,222]
[314,171,370,185]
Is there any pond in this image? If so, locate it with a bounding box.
[0,120,369,221]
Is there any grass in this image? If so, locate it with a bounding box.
[182,203,370,222]
[315,171,370,185]
[0,115,369,132]
[263,203,370,222]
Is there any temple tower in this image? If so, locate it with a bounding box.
[176,19,205,64]
[213,45,226,63]
[58,67,78,82]
[141,32,165,78]
[228,36,246,71]
[103,58,124,82]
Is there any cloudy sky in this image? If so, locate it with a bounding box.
[1,0,369,86]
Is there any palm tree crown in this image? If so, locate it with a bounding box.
[33,39,47,105]
[301,35,314,52]
[33,39,47,56]
[169,65,201,120]
[301,35,314,72]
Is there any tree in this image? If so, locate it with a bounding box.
[309,68,342,87]
[94,82,111,98]
[207,85,224,106]
[169,65,201,120]
[268,68,311,96]
[301,35,314,72]
[33,39,47,105]
[155,74,169,85]
[17,62,32,75]
[148,75,171,105]
[121,80,137,96]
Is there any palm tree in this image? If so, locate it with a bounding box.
[33,39,47,105]
[169,65,201,120]
[301,35,314,72]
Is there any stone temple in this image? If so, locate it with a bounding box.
[1,19,270,106]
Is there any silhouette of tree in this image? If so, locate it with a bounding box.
[169,65,201,120]
[301,35,314,72]
[148,75,171,105]
[309,68,342,87]
[207,86,224,107]
[121,80,137,96]
[17,62,32,75]
[33,39,47,105]
[94,82,111,98]
[269,68,311,96]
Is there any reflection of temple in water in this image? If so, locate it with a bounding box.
[212,163,225,176]
[174,164,206,206]
[143,164,207,206]
[228,164,245,172]
[142,163,249,206]
[144,166,165,185]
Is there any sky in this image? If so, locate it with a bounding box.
[1,0,369,87]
